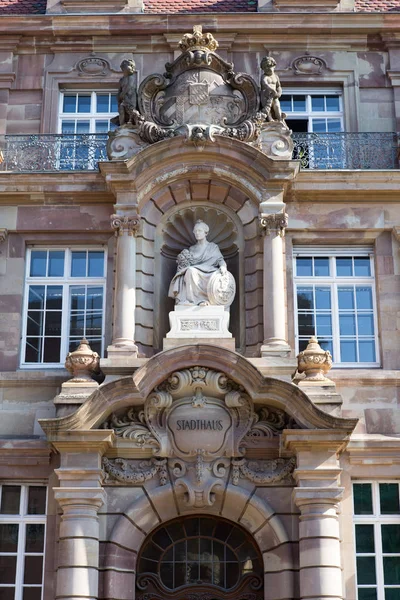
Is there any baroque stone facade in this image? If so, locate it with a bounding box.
[1,4,400,600]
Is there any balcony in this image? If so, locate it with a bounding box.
[0,132,398,172]
[292,132,399,170]
[0,133,108,172]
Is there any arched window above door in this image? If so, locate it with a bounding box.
[137,516,263,600]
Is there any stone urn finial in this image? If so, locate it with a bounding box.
[65,338,100,383]
[297,336,333,382]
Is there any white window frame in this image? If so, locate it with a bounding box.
[20,246,107,369]
[353,481,400,600]
[282,88,344,132]
[0,484,47,600]
[58,90,118,134]
[293,247,380,368]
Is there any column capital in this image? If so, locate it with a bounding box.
[53,487,106,511]
[111,213,141,236]
[259,212,288,237]
[293,486,344,511]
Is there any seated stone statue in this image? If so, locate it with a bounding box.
[168,220,233,306]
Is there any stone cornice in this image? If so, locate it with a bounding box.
[282,429,354,454]
[0,14,396,39]
[42,429,115,453]
[291,170,400,203]
[0,440,52,466]
[347,435,400,466]
[0,172,112,204]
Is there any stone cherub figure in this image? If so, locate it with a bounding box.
[111,59,139,127]
[168,220,230,306]
[260,56,286,123]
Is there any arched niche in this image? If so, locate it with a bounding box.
[135,178,262,357]
[153,202,245,350]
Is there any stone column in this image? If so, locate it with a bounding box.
[259,210,291,357]
[54,487,106,600]
[51,431,113,600]
[294,487,344,600]
[283,430,350,600]
[108,214,141,357]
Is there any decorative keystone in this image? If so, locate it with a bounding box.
[65,338,100,383]
[111,214,141,236]
[297,336,333,382]
[179,25,219,53]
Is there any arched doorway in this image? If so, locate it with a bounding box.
[136,515,264,600]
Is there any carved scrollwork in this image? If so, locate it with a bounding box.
[259,212,289,237]
[170,453,230,508]
[111,214,141,236]
[101,407,159,449]
[108,25,269,160]
[231,457,296,485]
[292,54,326,76]
[245,406,288,441]
[76,56,110,77]
[102,457,168,485]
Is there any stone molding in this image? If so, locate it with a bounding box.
[40,345,359,435]
[110,213,141,236]
[259,211,288,236]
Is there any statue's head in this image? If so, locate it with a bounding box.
[120,59,136,76]
[193,219,209,241]
[261,56,276,73]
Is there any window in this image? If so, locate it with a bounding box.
[22,248,106,366]
[280,89,343,133]
[354,482,400,600]
[294,248,378,366]
[0,484,47,600]
[58,92,117,169]
[137,516,263,595]
[59,91,118,135]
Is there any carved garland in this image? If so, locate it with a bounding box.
[232,457,296,485]
[103,457,168,485]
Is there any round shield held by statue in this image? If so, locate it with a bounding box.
[207,271,236,306]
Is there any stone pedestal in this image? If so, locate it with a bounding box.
[164,305,235,350]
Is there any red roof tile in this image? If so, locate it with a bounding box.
[144,0,256,12]
[0,0,400,18]
[355,0,400,10]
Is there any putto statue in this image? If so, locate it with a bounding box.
[111,59,138,127]
[260,56,286,123]
[168,220,235,307]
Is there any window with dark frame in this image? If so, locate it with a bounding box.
[0,484,47,600]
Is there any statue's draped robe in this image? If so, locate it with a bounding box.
[169,241,225,304]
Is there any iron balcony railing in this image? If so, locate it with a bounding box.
[0,133,108,172]
[0,132,398,172]
[292,132,399,170]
